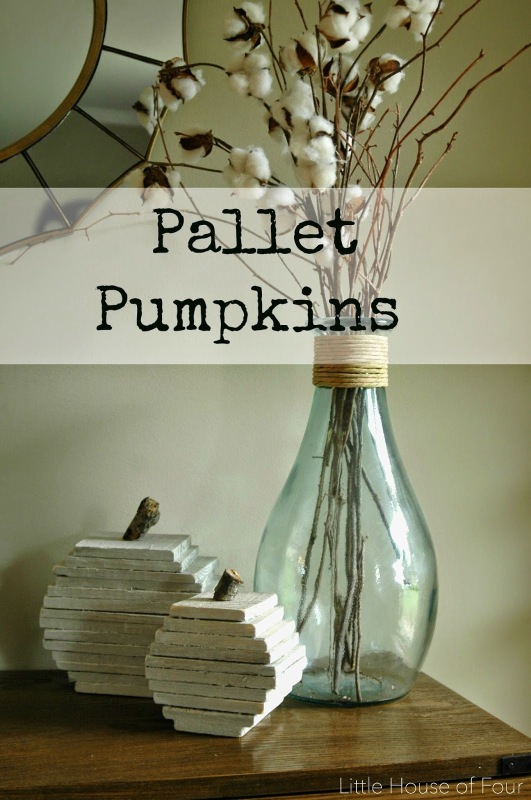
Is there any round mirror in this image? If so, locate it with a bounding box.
[0,0,106,161]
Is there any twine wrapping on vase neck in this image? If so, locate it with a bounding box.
[313,333,388,388]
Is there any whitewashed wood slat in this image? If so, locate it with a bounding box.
[56,659,146,676]
[74,534,191,562]
[63,547,199,573]
[169,593,278,622]
[52,650,145,675]
[156,619,296,653]
[44,629,155,646]
[54,555,217,584]
[39,608,162,626]
[144,644,306,678]
[43,596,179,614]
[44,639,148,656]
[75,682,153,698]
[68,672,149,686]
[162,606,284,639]
[53,576,204,593]
[46,586,194,603]
[146,660,306,700]
[153,687,291,715]
[147,678,271,702]
[145,666,273,691]
[149,632,299,665]
[161,705,273,738]
[40,615,161,636]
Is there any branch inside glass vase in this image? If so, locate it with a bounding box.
[296,387,370,700]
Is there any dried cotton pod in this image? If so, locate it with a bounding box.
[132,87,164,134]
[157,59,205,111]
[223,2,266,51]
[175,128,214,162]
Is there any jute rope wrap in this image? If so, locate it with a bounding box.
[313,334,388,388]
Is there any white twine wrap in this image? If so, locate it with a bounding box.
[313,334,388,388]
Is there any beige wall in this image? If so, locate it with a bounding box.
[0,0,529,741]
[0,365,529,735]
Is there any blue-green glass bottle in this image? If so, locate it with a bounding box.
[255,354,437,705]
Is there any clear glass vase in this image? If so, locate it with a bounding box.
[254,329,438,706]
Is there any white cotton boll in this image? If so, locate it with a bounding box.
[279,41,303,75]
[298,31,321,62]
[323,0,361,26]
[308,116,334,138]
[248,68,273,99]
[318,14,352,42]
[275,208,296,233]
[223,16,247,39]
[282,80,315,120]
[310,163,337,189]
[338,0,362,16]
[385,6,411,29]
[280,32,322,75]
[417,0,442,13]
[141,187,173,211]
[128,165,177,210]
[352,13,372,41]
[245,147,271,181]
[258,201,295,233]
[229,148,249,173]
[365,89,383,108]
[314,237,334,268]
[291,117,310,137]
[304,136,336,165]
[223,2,265,40]
[177,73,204,101]
[134,87,164,134]
[137,86,155,111]
[225,167,263,194]
[159,70,204,109]
[245,51,270,71]
[345,185,365,216]
[410,13,433,39]
[229,72,250,96]
[176,129,211,164]
[241,1,266,24]
[234,182,268,200]
[345,185,363,203]
[405,0,423,11]
[271,99,290,129]
[331,35,360,54]
[372,54,404,94]
[358,110,375,131]
[228,50,270,89]
[325,56,359,95]
[265,186,296,208]
[381,71,404,94]
[157,84,182,112]
[290,131,311,161]
[167,169,182,189]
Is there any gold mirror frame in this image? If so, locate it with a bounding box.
[0,0,107,163]
[0,0,187,258]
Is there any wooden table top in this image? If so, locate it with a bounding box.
[0,671,529,799]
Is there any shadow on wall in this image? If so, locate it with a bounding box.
[0,543,64,668]
[0,516,104,670]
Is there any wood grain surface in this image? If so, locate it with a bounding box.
[0,671,529,800]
